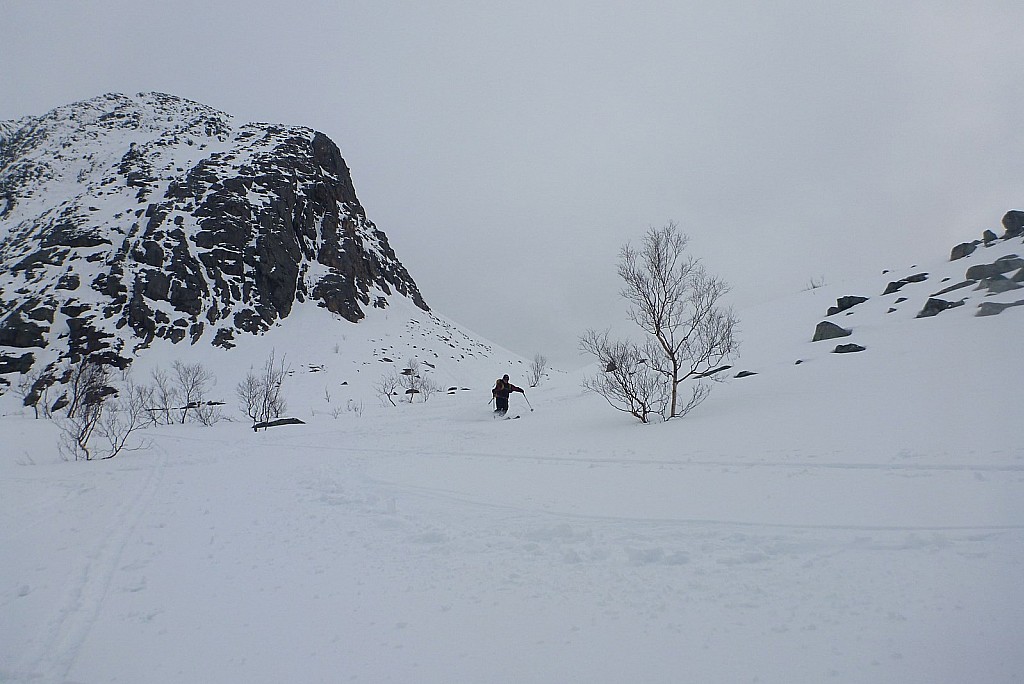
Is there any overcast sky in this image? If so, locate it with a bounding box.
[3,1,1022,365]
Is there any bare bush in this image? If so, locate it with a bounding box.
[56,358,112,460]
[58,397,104,460]
[237,351,288,429]
[149,367,178,425]
[395,358,440,403]
[62,358,111,418]
[97,377,153,458]
[527,353,548,387]
[171,360,215,424]
[375,371,400,407]
[15,367,47,419]
[417,375,441,402]
[58,367,153,461]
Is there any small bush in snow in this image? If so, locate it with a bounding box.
[528,353,548,387]
[237,351,288,429]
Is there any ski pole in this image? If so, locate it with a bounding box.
[523,394,533,411]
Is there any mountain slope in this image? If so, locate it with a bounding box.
[0,92,427,381]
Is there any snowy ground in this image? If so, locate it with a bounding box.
[2,245,1024,683]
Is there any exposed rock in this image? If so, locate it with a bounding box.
[916,298,965,318]
[0,92,429,378]
[977,275,1022,294]
[0,352,34,374]
[812,321,852,342]
[976,300,1024,317]
[1003,210,1024,239]
[833,343,866,353]
[0,312,47,348]
[950,242,978,261]
[734,370,757,378]
[827,296,868,316]
[983,229,999,244]
[882,273,928,295]
[965,255,1024,280]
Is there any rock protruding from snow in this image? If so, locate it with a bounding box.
[826,296,868,316]
[916,298,965,318]
[1003,210,1024,239]
[0,92,428,374]
[812,321,852,342]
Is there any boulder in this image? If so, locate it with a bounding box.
[916,298,965,318]
[1003,210,1024,239]
[950,242,978,261]
[833,343,866,354]
[978,275,1022,294]
[812,321,852,342]
[882,273,928,295]
[826,296,868,316]
[965,256,1024,280]
[976,300,1024,317]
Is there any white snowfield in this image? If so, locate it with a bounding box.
[2,240,1023,683]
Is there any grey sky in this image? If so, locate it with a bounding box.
[3,1,1022,365]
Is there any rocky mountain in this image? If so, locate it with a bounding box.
[0,92,428,382]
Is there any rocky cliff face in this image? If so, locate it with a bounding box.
[0,92,427,377]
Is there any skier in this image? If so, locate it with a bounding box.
[491,374,524,417]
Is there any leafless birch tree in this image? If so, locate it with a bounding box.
[582,221,737,422]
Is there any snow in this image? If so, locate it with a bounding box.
[2,241,1023,683]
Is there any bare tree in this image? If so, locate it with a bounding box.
[62,358,111,419]
[15,368,46,419]
[149,367,178,425]
[375,371,400,407]
[97,377,153,458]
[236,351,288,429]
[580,330,669,423]
[171,360,214,424]
[417,374,441,402]
[56,357,112,460]
[58,396,104,460]
[581,222,737,422]
[616,222,737,419]
[527,353,548,387]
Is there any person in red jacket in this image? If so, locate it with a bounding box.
[492,374,524,417]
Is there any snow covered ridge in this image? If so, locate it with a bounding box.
[0,91,427,382]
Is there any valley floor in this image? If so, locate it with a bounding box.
[2,377,1022,684]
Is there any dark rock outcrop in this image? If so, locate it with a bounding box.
[882,273,928,295]
[976,300,1024,317]
[827,296,868,316]
[950,242,978,261]
[812,321,852,342]
[0,93,428,378]
[1003,210,1024,239]
[916,298,965,318]
[965,255,1024,281]
[833,343,866,354]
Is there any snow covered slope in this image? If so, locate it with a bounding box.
[1,111,1022,682]
[0,92,427,387]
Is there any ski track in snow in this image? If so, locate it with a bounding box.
[13,446,169,682]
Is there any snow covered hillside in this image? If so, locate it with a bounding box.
[2,225,1022,683]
